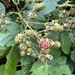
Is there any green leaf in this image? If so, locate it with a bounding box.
[69,33,75,43]
[31,60,42,72]
[0,2,5,15]
[5,44,20,75]
[50,47,61,58]
[60,32,70,54]
[20,56,34,75]
[71,50,75,62]
[31,63,48,75]
[48,57,71,75]
[48,56,66,66]
[0,65,5,75]
[49,65,71,75]
[50,31,59,41]
[0,22,23,47]
[27,0,60,20]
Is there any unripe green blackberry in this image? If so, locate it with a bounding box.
[15,33,23,43]
[1,13,5,18]
[54,41,61,48]
[54,23,63,32]
[25,29,33,37]
[27,42,32,47]
[34,3,45,12]
[1,25,6,31]
[31,51,37,57]
[20,51,26,56]
[5,20,10,25]
[19,43,27,51]
[28,12,37,20]
[27,48,32,53]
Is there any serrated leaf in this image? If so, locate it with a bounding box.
[49,56,66,66]
[20,56,34,75]
[60,32,70,54]
[0,65,5,75]
[69,33,75,43]
[71,50,75,62]
[50,31,59,41]
[50,47,61,58]
[5,44,20,75]
[49,65,71,75]
[31,63,48,75]
[0,2,5,15]
[31,60,42,72]
[0,22,23,47]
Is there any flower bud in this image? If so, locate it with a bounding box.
[45,54,53,60]
[37,33,42,38]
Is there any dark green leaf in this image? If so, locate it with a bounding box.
[71,50,75,62]
[60,32,70,54]
[0,22,23,47]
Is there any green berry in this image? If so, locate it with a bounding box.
[25,30,33,37]
[34,3,45,12]
[1,13,5,18]
[54,23,63,32]
[31,51,37,57]
[54,41,61,48]
[5,20,10,25]
[19,43,27,51]
[1,25,6,31]
[20,51,26,56]
[27,48,32,53]
[29,12,37,20]
[15,33,23,43]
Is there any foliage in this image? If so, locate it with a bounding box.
[0,0,75,75]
